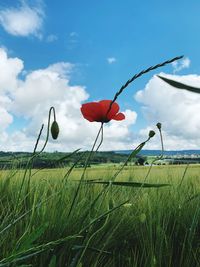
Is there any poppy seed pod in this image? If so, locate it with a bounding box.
[156,122,162,130]
[149,130,155,138]
[51,121,59,140]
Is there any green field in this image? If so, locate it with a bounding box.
[0,164,199,267]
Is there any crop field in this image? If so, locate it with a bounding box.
[0,163,199,267]
[0,55,200,267]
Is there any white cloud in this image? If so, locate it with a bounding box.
[46,62,74,78]
[107,57,116,64]
[0,48,23,134]
[0,106,13,132]
[97,109,137,150]
[135,73,200,150]
[0,47,138,152]
[0,48,23,92]
[0,1,44,38]
[172,57,191,73]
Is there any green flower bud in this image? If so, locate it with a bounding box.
[156,122,162,130]
[51,121,59,140]
[149,130,155,138]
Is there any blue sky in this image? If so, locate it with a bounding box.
[0,0,200,151]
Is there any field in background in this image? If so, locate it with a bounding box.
[0,164,199,266]
[1,162,200,180]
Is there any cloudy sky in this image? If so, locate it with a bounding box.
[0,0,200,152]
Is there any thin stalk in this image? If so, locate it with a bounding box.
[111,138,150,182]
[143,127,164,183]
[33,106,56,155]
[179,163,190,186]
[33,124,44,154]
[79,199,129,234]
[78,137,152,226]
[93,212,127,267]
[13,106,56,220]
[61,152,86,182]
[107,55,183,115]
[134,127,165,199]
[95,124,104,152]
[67,123,104,217]
[76,211,110,266]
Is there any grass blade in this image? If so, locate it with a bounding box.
[74,180,170,188]
[183,193,200,204]
[0,235,82,266]
[158,75,200,93]
[15,223,49,252]
[48,255,57,267]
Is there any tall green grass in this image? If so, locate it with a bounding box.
[0,165,199,266]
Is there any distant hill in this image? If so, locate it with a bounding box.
[1,150,200,158]
[114,150,200,156]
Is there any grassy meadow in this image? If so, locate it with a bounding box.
[1,71,200,266]
[0,163,199,267]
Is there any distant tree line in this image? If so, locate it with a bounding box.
[0,151,127,169]
[0,151,152,169]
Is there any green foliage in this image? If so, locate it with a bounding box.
[0,165,199,266]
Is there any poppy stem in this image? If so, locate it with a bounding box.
[95,123,104,152]
[137,125,165,192]
[33,106,56,154]
[106,55,183,115]
[90,123,104,152]
[67,123,104,217]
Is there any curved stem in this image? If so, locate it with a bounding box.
[106,56,183,115]
[34,106,56,155]
[13,106,56,219]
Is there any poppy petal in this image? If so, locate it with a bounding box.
[112,112,125,121]
[82,115,96,122]
[81,100,125,123]
[99,100,119,120]
[81,102,103,122]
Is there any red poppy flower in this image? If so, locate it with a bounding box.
[81,100,125,123]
